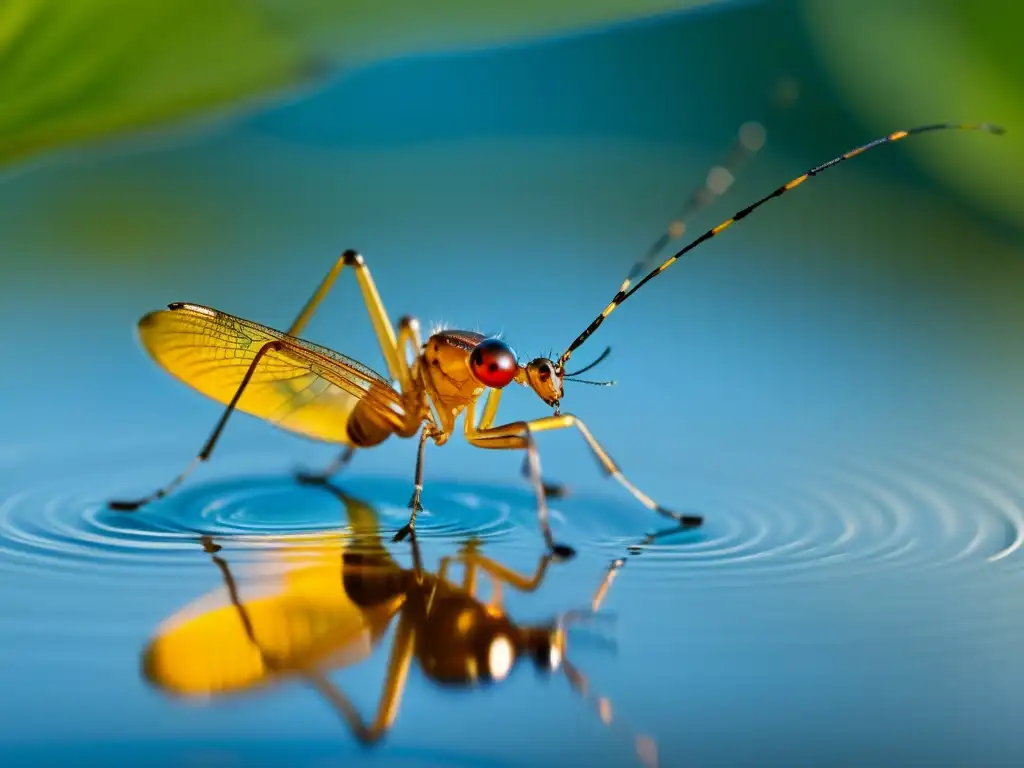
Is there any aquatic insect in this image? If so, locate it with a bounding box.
[109,121,1004,555]
[142,483,664,764]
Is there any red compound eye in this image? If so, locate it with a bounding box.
[470,339,518,388]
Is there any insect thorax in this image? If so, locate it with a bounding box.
[421,331,487,407]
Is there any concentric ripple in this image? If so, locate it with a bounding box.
[1,439,1024,588]
[587,440,1024,586]
[0,470,537,580]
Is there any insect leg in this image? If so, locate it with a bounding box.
[476,387,504,429]
[303,612,416,744]
[472,413,702,528]
[109,340,284,511]
[476,389,568,498]
[464,430,569,557]
[287,249,404,383]
[292,258,423,484]
[296,445,357,486]
[468,391,573,524]
[392,314,427,409]
[463,397,568,555]
[393,426,432,543]
[406,502,426,579]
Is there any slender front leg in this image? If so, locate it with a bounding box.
[304,612,416,744]
[474,389,566,498]
[110,340,285,511]
[472,413,702,528]
[462,396,571,556]
[393,427,432,543]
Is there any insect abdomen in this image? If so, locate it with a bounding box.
[345,400,394,447]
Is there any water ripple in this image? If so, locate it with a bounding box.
[588,441,1024,585]
[0,472,541,579]
[0,440,1023,588]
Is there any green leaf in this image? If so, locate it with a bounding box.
[801,0,1024,228]
[0,0,723,168]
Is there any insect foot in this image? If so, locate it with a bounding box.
[393,523,416,542]
[550,543,576,561]
[659,506,703,528]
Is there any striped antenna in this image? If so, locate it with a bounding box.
[616,119,767,296]
[560,122,1005,367]
[615,76,799,297]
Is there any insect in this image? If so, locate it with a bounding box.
[109,121,1003,555]
[142,482,662,765]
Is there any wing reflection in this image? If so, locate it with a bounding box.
[141,482,690,766]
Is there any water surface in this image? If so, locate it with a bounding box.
[4,429,1024,766]
[3,2,1024,766]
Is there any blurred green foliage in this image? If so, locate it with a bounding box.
[803,0,1023,227]
[0,0,718,168]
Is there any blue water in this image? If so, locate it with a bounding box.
[3,1,1024,766]
[4,431,1024,766]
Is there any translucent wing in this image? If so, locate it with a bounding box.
[137,303,405,444]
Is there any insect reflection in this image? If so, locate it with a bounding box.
[142,482,680,766]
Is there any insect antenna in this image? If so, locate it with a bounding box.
[559,121,1005,367]
[616,76,798,297]
[566,377,616,387]
[564,346,612,377]
[618,119,767,297]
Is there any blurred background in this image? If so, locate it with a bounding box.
[2,0,1024,765]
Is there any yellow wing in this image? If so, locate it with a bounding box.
[142,558,405,697]
[137,303,406,444]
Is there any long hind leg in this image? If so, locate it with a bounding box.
[110,340,286,511]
